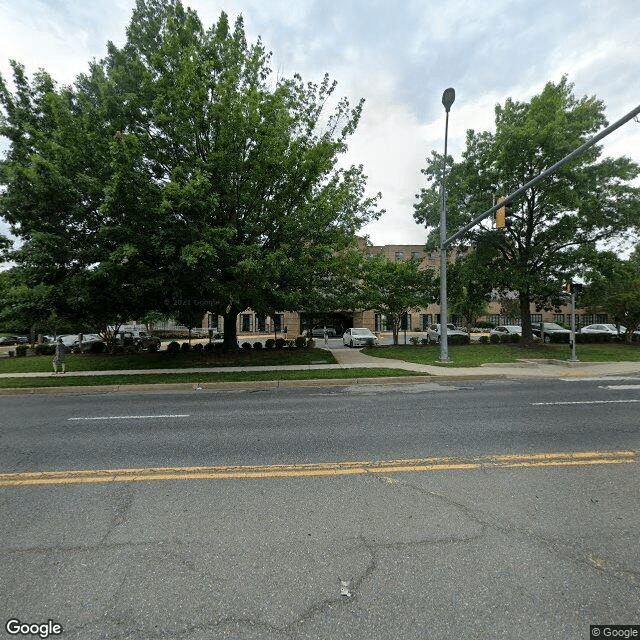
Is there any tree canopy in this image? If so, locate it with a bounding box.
[0,0,381,344]
[361,254,437,345]
[580,248,640,342]
[414,78,640,341]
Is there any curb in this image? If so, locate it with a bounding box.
[0,374,512,396]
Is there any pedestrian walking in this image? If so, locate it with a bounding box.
[323,327,328,345]
[53,337,66,374]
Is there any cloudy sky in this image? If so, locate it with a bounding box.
[1,0,639,246]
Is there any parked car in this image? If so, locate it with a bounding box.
[531,322,571,343]
[117,330,162,351]
[72,334,107,353]
[490,325,522,336]
[0,336,17,345]
[426,323,468,344]
[580,324,626,336]
[343,327,377,347]
[57,334,81,347]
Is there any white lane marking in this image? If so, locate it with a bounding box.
[531,400,639,405]
[560,377,640,382]
[68,414,190,421]
[599,385,640,390]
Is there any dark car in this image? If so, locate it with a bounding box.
[531,322,571,343]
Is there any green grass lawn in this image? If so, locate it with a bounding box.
[0,347,337,374]
[362,342,640,367]
[0,368,426,389]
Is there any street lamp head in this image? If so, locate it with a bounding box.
[442,87,455,113]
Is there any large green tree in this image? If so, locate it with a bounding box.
[580,249,640,342]
[361,254,437,345]
[0,0,381,347]
[414,78,640,341]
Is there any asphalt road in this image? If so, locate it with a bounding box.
[1,377,639,639]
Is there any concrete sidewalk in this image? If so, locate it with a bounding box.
[1,347,640,381]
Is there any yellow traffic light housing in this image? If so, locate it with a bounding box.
[496,197,506,228]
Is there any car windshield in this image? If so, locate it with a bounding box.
[351,329,371,335]
[544,323,565,330]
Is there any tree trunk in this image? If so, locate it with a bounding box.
[519,292,534,344]
[222,309,239,351]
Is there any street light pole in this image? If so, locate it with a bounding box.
[439,88,455,363]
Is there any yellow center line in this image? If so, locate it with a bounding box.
[0,450,637,487]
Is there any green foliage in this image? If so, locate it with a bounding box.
[265,338,275,349]
[252,341,263,350]
[414,77,640,342]
[167,341,180,354]
[275,338,286,350]
[0,1,381,343]
[34,343,56,355]
[241,342,252,350]
[361,253,437,345]
[15,344,27,357]
[581,249,640,342]
[294,336,307,348]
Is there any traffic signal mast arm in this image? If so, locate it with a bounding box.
[443,102,640,248]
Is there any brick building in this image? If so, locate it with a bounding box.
[201,244,600,336]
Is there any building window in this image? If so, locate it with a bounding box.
[411,251,421,260]
[595,314,608,323]
[394,251,404,261]
[256,316,267,332]
[553,314,564,324]
[530,314,542,323]
[421,314,432,329]
[241,314,253,333]
[488,315,500,325]
[273,314,284,332]
[401,313,411,331]
[581,314,593,326]
[208,313,219,330]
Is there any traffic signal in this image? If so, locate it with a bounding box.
[496,197,514,228]
[496,197,506,228]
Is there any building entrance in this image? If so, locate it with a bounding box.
[299,313,353,338]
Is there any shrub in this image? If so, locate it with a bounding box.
[203,341,215,352]
[295,335,307,348]
[241,342,252,350]
[307,338,316,348]
[275,338,286,350]
[265,338,275,349]
[192,342,203,352]
[449,334,470,345]
[479,335,489,344]
[253,341,263,350]
[89,341,107,354]
[147,342,158,352]
[167,341,180,354]
[181,342,191,352]
[420,337,429,345]
[489,333,501,344]
[475,321,496,329]
[409,336,421,345]
[15,344,27,357]
[35,343,56,355]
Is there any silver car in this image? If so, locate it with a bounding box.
[343,328,377,347]
[426,323,468,344]
[490,325,522,336]
[580,324,626,336]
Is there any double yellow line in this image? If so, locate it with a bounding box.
[0,450,637,487]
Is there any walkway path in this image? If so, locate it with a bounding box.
[2,347,640,381]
